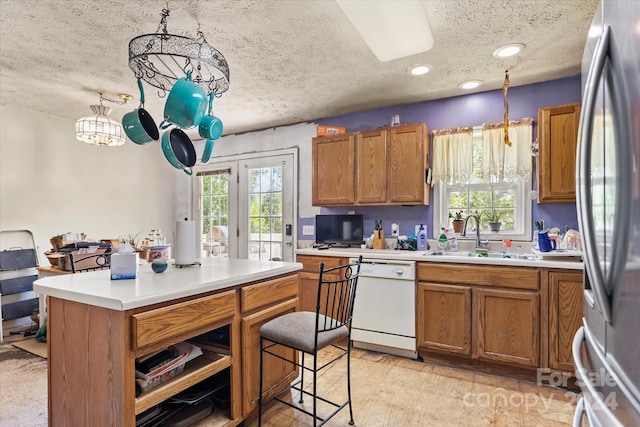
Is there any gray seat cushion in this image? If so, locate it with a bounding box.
[260,311,349,353]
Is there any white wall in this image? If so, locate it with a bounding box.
[0,105,175,265]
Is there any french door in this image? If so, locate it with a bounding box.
[194,150,296,262]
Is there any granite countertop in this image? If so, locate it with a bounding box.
[33,258,302,311]
[296,247,584,270]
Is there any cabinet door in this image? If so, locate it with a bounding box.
[356,129,388,204]
[537,102,581,203]
[241,299,298,416]
[312,134,356,205]
[388,123,429,205]
[296,255,346,313]
[417,282,471,356]
[474,288,539,367]
[549,271,583,372]
[298,272,318,312]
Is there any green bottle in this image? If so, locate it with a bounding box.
[438,227,448,251]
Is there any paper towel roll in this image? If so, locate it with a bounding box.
[175,220,196,265]
[342,221,352,241]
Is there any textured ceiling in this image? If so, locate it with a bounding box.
[0,0,598,137]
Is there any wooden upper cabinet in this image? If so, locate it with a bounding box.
[388,123,429,204]
[312,133,356,205]
[312,123,429,206]
[537,102,581,203]
[356,129,388,204]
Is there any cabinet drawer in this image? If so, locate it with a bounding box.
[132,290,236,350]
[296,255,345,275]
[241,274,298,313]
[418,263,539,290]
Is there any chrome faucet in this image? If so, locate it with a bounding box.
[460,215,487,249]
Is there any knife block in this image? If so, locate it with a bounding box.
[373,230,385,249]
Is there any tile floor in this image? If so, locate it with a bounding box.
[248,347,578,427]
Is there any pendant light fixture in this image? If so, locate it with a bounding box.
[128,7,230,98]
[75,93,132,147]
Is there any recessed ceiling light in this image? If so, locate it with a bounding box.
[409,64,431,76]
[458,80,482,90]
[492,43,525,58]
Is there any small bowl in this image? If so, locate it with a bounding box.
[151,259,168,273]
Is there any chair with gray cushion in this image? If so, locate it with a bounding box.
[258,255,362,426]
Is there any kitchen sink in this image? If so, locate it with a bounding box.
[423,251,471,257]
[423,250,537,260]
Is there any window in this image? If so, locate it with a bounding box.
[247,164,284,261]
[432,125,532,241]
[199,168,232,258]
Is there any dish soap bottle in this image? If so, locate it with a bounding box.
[438,227,448,251]
[448,229,458,252]
[417,224,428,251]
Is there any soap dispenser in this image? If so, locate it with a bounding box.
[417,224,428,251]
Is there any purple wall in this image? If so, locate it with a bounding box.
[301,76,581,239]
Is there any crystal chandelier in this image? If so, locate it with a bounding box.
[128,7,230,98]
[75,93,132,147]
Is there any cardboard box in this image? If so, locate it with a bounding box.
[316,125,347,136]
[110,253,138,280]
[59,245,110,271]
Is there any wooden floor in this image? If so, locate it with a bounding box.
[245,346,579,427]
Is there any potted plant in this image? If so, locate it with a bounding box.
[483,210,503,232]
[449,210,465,233]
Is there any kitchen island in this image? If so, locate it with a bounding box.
[33,258,302,427]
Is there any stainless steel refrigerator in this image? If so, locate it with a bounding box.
[573,0,640,425]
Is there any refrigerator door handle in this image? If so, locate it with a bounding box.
[573,397,585,427]
[576,24,633,324]
[577,26,613,322]
[584,289,595,308]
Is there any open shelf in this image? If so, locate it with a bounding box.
[135,351,231,415]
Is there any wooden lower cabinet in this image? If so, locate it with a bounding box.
[417,283,471,355]
[548,270,583,372]
[241,298,298,416]
[474,287,539,367]
[296,255,346,312]
[417,263,541,370]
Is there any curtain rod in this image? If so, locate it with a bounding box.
[431,125,473,136]
[432,117,535,135]
[482,117,534,130]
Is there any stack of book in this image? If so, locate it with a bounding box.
[135,342,203,393]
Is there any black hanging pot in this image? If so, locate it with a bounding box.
[123,79,160,145]
[161,128,196,175]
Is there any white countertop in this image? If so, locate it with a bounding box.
[33,258,302,311]
[296,247,584,270]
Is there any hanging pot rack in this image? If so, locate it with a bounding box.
[128,7,230,98]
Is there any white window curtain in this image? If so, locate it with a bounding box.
[431,126,474,185]
[481,118,533,182]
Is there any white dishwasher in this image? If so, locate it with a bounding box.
[349,258,417,359]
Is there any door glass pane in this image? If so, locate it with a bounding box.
[201,172,230,258]
[248,165,283,260]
